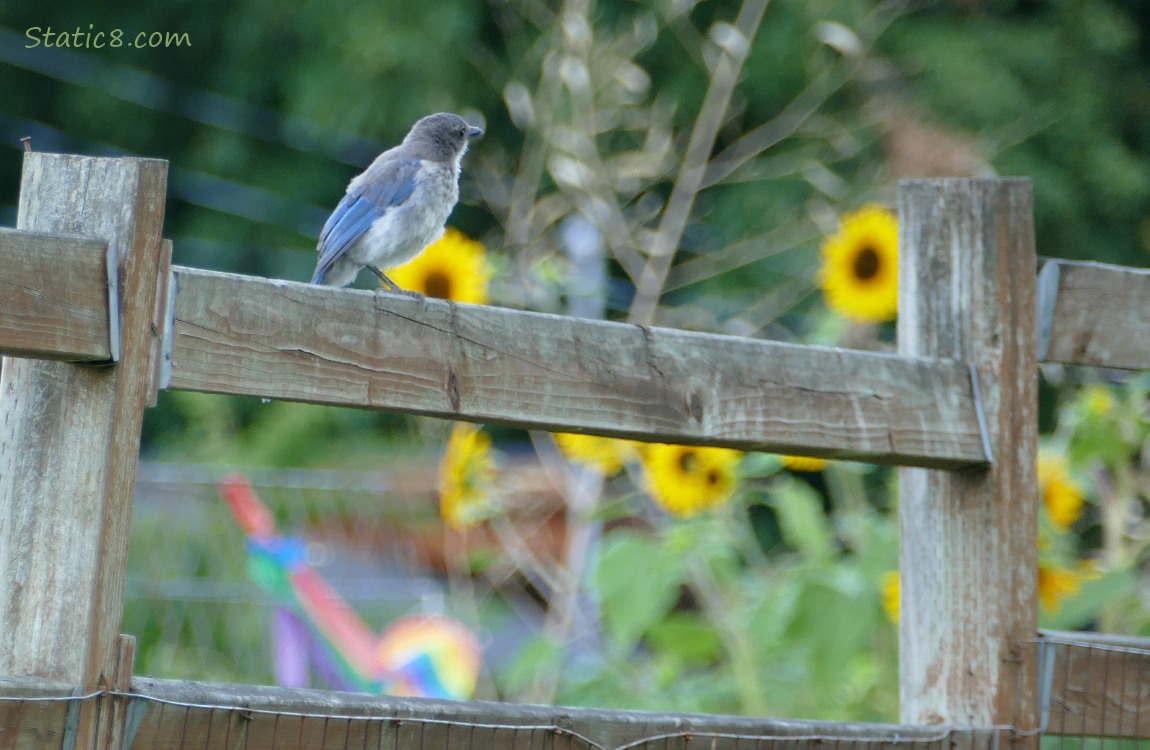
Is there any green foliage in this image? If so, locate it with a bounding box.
[883,3,1150,267]
[1037,375,1150,633]
[496,460,900,719]
[595,530,684,652]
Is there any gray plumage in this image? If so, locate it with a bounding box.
[311,112,483,289]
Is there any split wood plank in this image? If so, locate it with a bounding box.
[1039,631,1150,739]
[164,267,989,469]
[0,153,169,750]
[1038,259,1150,371]
[898,179,1039,731]
[0,227,114,361]
[122,676,997,750]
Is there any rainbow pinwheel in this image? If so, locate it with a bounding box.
[219,474,481,699]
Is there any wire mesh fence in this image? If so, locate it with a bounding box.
[0,678,1002,750]
[125,461,556,689]
[8,632,1150,750]
[1037,633,1150,746]
[63,464,1150,750]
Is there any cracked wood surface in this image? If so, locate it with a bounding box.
[0,675,1000,750]
[164,267,988,468]
[897,179,1039,731]
[1038,259,1150,371]
[0,153,169,750]
[0,227,112,361]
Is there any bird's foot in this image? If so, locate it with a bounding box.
[367,265,406,293]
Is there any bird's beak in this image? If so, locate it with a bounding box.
[467,125,484,139]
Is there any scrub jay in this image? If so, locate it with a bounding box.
[311,112,483,290]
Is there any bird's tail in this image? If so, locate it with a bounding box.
[310,267,328,285]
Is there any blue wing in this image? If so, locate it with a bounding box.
[311,158,421,284]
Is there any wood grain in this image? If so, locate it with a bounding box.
[1039,632,1150,739]
[897,179,1039,730]
[1037,259,1150,370]
[164,267,989,468]
[128,678,992,750]
[0,675,1003,750]
[0,227,112,361]
[0,154,168,750]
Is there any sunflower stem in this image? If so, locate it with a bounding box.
[686,548,768,714]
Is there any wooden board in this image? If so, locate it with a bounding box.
[1038,259,1150,371]
[0,675,1001,750]
[1039,631,1150,738]
[163,267,989,468]
[0,227,113,361]
[126,678,998,750]
[0,153,169,750]
[897,179,1039,731]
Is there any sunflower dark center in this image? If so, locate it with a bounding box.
[853,246,881,281]
[424,271,453,299]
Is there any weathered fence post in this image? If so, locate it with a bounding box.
[0,153,168,746]
[897,179,1038,734]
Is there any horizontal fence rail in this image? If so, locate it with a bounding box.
[0,676,1001,750]
[0,227,116,362]
[1037,631,1150,739]
[1038,259,1150,371]
[1,228,1146,472]
[8,634,1147,749]
[163,267,989,468]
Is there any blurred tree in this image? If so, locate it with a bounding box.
[881,0,1150,265]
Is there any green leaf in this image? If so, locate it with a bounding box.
[595,530,684,652]
[772,477,834,560]
[786,572,880,694]
[646,612,723,664]
[498,635,564,694]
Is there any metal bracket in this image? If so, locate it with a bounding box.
[968,362,994,464]
[1036,260,1061,363]
[122,696,148,750]
[1036,637,1056,734]
[104,241,121,363]
[61,688,84,750]
[158,268,177,391]
[146,241,174,406]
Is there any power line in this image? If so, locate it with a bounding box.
[0,114,328,236]
[0,26,385,166]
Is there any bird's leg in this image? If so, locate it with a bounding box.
[368,266,424,300]
[366,265,400,290]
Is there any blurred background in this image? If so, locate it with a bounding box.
[1,0,1148,721]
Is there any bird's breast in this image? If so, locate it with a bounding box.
[350,165,459,268]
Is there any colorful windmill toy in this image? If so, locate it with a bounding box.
[218,474,482,699]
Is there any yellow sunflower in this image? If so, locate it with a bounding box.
[1081,385,1114,417]
[641,443,743,517]
[388,227,492,304]
[553,433,640,477]
[1037,561,1098,611]
[438,422,496,530]
[818,204,899,323]
[880,570,900,624]
[1038,452,1084,530]
[780,455,829,473]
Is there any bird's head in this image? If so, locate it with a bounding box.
[405,113,483,163]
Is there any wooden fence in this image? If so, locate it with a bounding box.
[0,153,1147,750]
